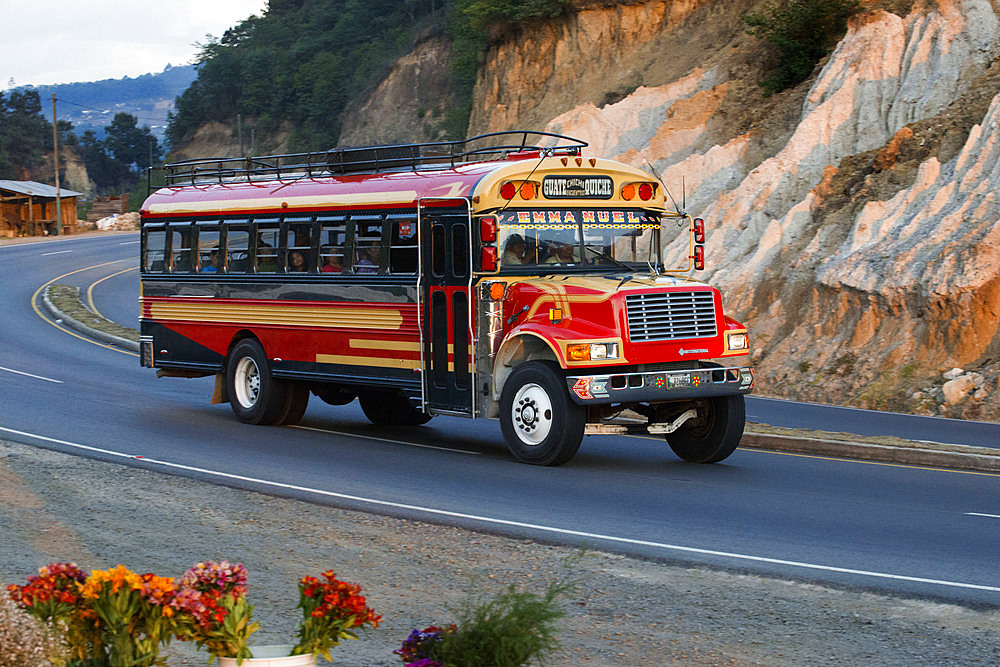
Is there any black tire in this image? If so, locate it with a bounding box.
[666,394,745,463]
[276,383,309,425]
[226,338,289,425]
[359,391,432,426]
[499,361,584,466]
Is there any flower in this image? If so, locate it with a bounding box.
[393,625,455,666]
[291,571,381,661]
[170,561,258,664]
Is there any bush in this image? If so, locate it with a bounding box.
[743,0,862,95]
[0,593,67,667]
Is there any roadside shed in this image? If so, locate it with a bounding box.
[0,180,83,237]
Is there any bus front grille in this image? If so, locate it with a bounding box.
[625,291,718,342]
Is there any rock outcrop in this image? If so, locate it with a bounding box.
[473,0,1000,419]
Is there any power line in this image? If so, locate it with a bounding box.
[54,97,170,125]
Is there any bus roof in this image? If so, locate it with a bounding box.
[143,132,667,217]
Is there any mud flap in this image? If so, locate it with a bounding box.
[211,373,228,404]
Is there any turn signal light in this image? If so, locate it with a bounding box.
[519,182,536,199]
[621,183,636,200]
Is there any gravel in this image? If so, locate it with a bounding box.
[1,438,997,666]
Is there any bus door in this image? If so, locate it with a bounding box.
[419,200,474,415]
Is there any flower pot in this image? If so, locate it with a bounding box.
[217,645,315,666]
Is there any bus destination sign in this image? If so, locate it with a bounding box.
[542,175,614,199]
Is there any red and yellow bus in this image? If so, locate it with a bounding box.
[139,131,753,465]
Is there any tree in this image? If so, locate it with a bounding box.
[0,89,51,178]
[78,114,162,195]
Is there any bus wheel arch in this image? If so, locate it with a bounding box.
[499,360,584,466]
[492,333,561,402]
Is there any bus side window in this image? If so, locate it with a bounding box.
[144,228,166,272]
[285,218,314,273]
[255,222,279,273]
[225,226,250,273]
[354,219,383,275]
[198,225,221,273]
[169,225,194,273]
[389,219,417,274]
[452,224,469,277]
[319,219,346,273]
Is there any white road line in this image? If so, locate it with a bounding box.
[118,241,140,245]
[966,512,1000,519]
[1,424,997,595]
[0,366,63,383]
[290,424,479,454]
[41,250,73,256]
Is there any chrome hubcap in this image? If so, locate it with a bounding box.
[234,356,260,408]
[512,382,553,446]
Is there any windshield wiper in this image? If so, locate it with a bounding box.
[584,244,633,272]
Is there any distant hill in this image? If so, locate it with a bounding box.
[19,65,197,143]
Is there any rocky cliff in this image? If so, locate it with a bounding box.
[451,0,999,420]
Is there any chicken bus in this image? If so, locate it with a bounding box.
[139,131,753,465]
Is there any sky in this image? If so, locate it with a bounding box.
[2,1,269,90]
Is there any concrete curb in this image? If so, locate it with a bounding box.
[42,287,140,353]
[741,432,1000,473]
[40,286,998,473]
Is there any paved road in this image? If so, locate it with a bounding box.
[2,234,998,606]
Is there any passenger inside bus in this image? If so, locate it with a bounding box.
[321,252,343,273]
[256,233,277,272]
[502,234,526,265]
[201,247,221,273]
[545,241,580,264]
[288,251,307,272]
[355,245,380,273]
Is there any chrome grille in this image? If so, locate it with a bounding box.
[626,291,718,342]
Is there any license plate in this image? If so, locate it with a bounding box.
[668,373,692,389]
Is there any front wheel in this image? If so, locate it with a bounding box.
[666,394,745,463]
[499,361,584,466]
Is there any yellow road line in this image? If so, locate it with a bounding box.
[86,266,137,319]
[31,260,139,358]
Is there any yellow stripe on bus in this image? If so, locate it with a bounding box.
[349,339,421,351]
[316,354,420,370]
[149,302,404,330]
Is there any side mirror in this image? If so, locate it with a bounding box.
[693,218,705,244]
[693,244,704,270]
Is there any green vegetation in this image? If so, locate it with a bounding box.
[0,89,160,196]
[743,0,862,95]
[165,0,571,151]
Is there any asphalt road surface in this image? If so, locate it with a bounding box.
[1,233,998,606]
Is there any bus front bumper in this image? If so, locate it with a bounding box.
[565,365,754,405]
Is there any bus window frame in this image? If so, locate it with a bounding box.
[282,215,316,275]
[195,221,222,274]
[221,219,251,274]
[251,217,281,274]
[351,214,385,276]
[142,223,167,273]
[318,214,349,274]
[386,213,418,276]
[167,221,195,274]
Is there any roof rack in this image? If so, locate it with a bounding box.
[162,130,588,186]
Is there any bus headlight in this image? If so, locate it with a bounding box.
[726,332,748,351]
[568,342,620,361]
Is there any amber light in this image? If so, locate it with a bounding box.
[489,282,506,301]
[567,344,591,361]
[519,181,536,199]
[693,218,705,243]
[621,183,636,200]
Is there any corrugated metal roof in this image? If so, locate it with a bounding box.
[0,180,83,198]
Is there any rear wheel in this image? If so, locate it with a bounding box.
[499,361,584,466]
[666,394,745,463]
[276,383,309,425]
[227,339,289,425]
[359,391,432,426]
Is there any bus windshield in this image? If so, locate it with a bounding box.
[496,208,660,270]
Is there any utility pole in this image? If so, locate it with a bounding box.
[51,94,62,235]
